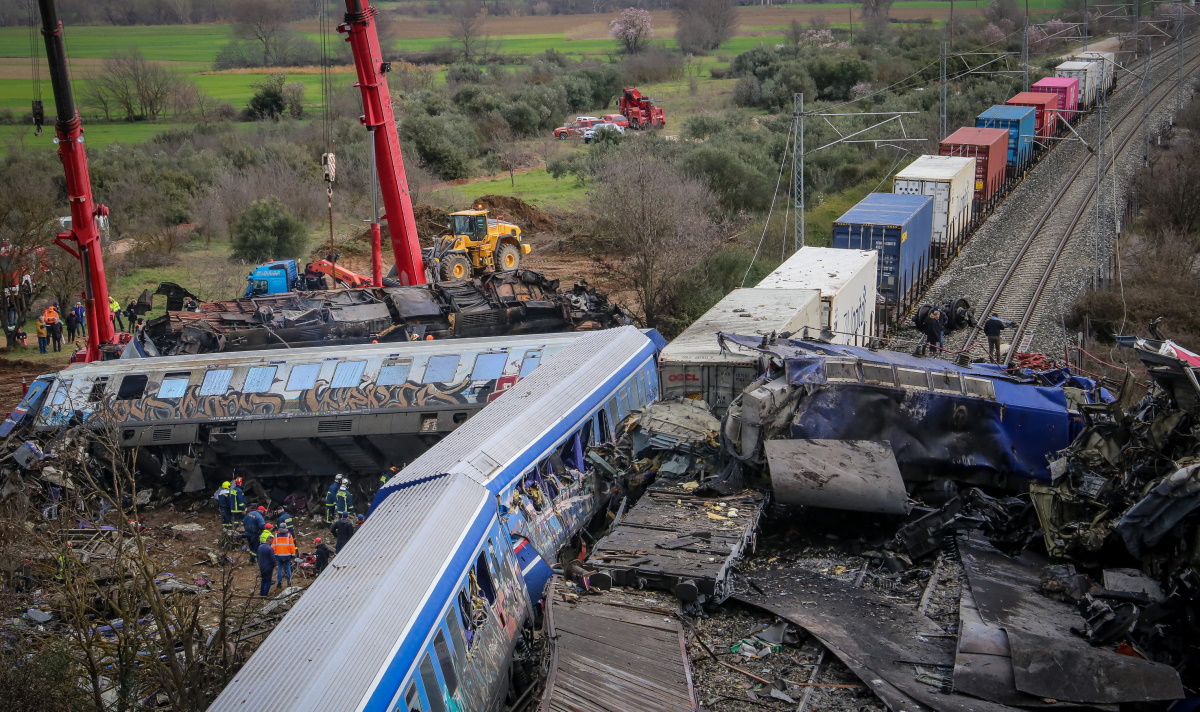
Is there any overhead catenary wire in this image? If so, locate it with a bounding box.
[740,119,794,288]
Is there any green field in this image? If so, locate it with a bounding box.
[0,24,232,62]
[0,121,193,150]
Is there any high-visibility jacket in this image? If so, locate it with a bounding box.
[259,529,273,544]
[335,489,354,518]
[230,485,246,515]
[271,533,296,557]
[41,307,58,324]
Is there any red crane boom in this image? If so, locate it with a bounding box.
[37,0,119,362]
[338,0,426,286]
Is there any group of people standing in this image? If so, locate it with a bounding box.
[33,302,86,354]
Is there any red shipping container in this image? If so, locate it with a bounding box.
[1032,77,1079,126]
[1007,91,1060,139]
[939,127,1009,205]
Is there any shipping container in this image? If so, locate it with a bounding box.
[1007,91,1061,141]
[757,246,879,345]
[939,127,1009,208]
[1078,51,1117,97]
[1032,76,1080,127]
[660,287,821,413]
[892,155,976,254]
[1056,60,1098,108]
[831,193,933,311]
[976,105,1036,172]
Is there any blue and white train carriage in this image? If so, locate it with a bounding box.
[207,325,662,712]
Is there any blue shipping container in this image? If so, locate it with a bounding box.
[832,193,933,306]
[975,105,1035,169]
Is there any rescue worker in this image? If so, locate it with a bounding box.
[314,537,332,575]
[272,527,296,589]
[243,505,266,561]
[275,506,296,537]
[325,474,343,526]
[35,317,47,354]
[335,483,355,520]
[923,309,945,356]
[260,522,275,543]
[984,312,1016,364]
[215,481,233,531]
[72,301,85,336]
[229,477,247,520]
[380,465,399,488]
[331,514,356,553]
[109,295,124,331]
[257,537,276,597]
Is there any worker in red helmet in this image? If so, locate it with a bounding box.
[243,504,266,562]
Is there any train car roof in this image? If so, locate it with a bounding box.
[208,474,491,712]
[379,325,658,495]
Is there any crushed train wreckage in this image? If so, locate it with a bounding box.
[145,270,631,356]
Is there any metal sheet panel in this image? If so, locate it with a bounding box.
[765,439,911,514]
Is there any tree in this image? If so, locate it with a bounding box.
[485,125,533,187]
[609,8,654,54]
[232,0,290,67]
[449,1,490,64]
[246,74,289,120]
[674,0,738,54]
[87,49,179,121]
[587,155,727,331]
[0,167,56,349]
[232,197,307,262]
[861,0,895,18]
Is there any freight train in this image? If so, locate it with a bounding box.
[826,52,1117,328]
[206,326,662,712]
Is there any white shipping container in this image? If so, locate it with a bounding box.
[1056,60,1098,108]
[892,155,976,248]
[757,246,878,345]
[1077,51,1116,95]
[660,288,821,412]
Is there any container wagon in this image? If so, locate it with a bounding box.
[1056,60,1099,109]
[1007,91,1061,144]
[1032,77,1080,131]
[831,193,933,321]
[1078,51,1116,97]
[892,155,976,260]
[757,246,879,345]
[976,105,1036,177]
[659,287,821,413]
[939,127,1009,213]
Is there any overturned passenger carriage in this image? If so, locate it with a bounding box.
[24,331,633,488]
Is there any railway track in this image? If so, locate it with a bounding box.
[955,36,1200,363]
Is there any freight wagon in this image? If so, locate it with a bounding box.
[756,246,879,346]
[1007,91,1061,143]
[1056,60,1099,108]
[1078,51,1116,97]
[659,287,821,414]
[1032,77,1080,130]
[832,194,933,320]
[976,105,1036,176]
[939,127,1009,212]
[892,155,976,259]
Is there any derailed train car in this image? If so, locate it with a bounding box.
[11,331,623,488]
[721,334,1109,491]
[207,326,662,712]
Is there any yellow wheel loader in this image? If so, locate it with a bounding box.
[425,208,532,281]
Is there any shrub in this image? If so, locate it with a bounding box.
[446,63,485,85]
[232,197,307,262]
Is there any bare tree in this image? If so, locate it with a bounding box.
[861,0,896,19]
[587,156,727,331]
[232,0,290,67]
[486,125,533,187]
[89,49,179,121]
[449,0,490,63]
[0,169,56,348]
[674,0,738,53]
[80,73,114,121]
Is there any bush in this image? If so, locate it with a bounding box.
[446,63,485,85]
[400,113,478,179]
[232,197,307,262]
[622,49,685,85]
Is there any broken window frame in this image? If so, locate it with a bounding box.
[403,681,422,712]
[116,374,148,400]
[87,376,109,403]
[519,349,542,378]
[963,376,996,399]
[156,372,191,399]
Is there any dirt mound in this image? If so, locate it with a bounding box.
[413,203,451,241]
[475,195,558,234]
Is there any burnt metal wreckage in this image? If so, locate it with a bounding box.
[146,269,631,356]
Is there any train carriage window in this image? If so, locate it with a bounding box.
[244,366,277,393]
[445,609,468,666]
[378,360,413,386]
[49,380,72,407]
[432,630,459,696]
[418,654,448,712]
[597,407,612,441]
[87,376,109,403]
[331,361,366,388]
[198,369,232,396]
[474,552,496,605]
[825,361,859,382]
[286,363,321,391]
[932,370,962,394]
[861,363,896,387]
[156,372,191,399]
[896,368,930,390]
[518,350,542,377]
[116,375,148,400]
[403,682,423,712]
[422,355,460,383]
[963,377,996,399]
[470,352,509,381]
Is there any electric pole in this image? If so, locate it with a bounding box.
[793,93,805,254]
[940,42,948,139]
[1022,18,1030,92]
